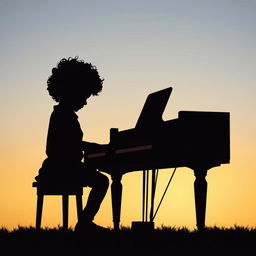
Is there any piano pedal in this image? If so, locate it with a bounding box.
[131,221,154,231]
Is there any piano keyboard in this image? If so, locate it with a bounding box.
[86,144,153,159]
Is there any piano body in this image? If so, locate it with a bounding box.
[85,90,230,231]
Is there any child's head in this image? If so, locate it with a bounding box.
[47,57,103,110]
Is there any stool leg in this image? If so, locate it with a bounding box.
[76,195,83,222]
[62,195,69,230]
[36,194,44,230]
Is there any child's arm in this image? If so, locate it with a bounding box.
[82,141,109,152]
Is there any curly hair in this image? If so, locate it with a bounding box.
[47,57,104,102]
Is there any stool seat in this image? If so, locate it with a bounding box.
[33,181,83,230]
[33,181,83,195]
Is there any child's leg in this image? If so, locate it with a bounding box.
[80,169,109,222]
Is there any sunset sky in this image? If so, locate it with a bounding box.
[0,0,255,230]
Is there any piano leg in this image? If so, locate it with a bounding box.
[111,173,123,231]
[193,168,208,231]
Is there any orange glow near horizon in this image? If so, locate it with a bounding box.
[1,111,256,230]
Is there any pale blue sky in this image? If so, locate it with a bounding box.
[1,0,255,139]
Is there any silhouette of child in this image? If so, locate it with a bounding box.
[36,57,109,232]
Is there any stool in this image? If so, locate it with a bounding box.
[32,181,83,230]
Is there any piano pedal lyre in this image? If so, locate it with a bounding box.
[131,167,177,231]
[131,169,157,231]
[131,221,155,231]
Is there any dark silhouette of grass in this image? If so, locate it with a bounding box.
[0,226,255,255]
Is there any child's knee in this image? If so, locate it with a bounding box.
[99,173,109,189]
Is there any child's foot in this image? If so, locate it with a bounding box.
[75,221,109,233]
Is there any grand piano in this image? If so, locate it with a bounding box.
[85,87,230,230]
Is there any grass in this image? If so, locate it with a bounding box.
[0,226,255,255]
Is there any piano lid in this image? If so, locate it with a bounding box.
[135,87,172,129]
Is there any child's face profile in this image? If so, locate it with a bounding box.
[73,94,91,112]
